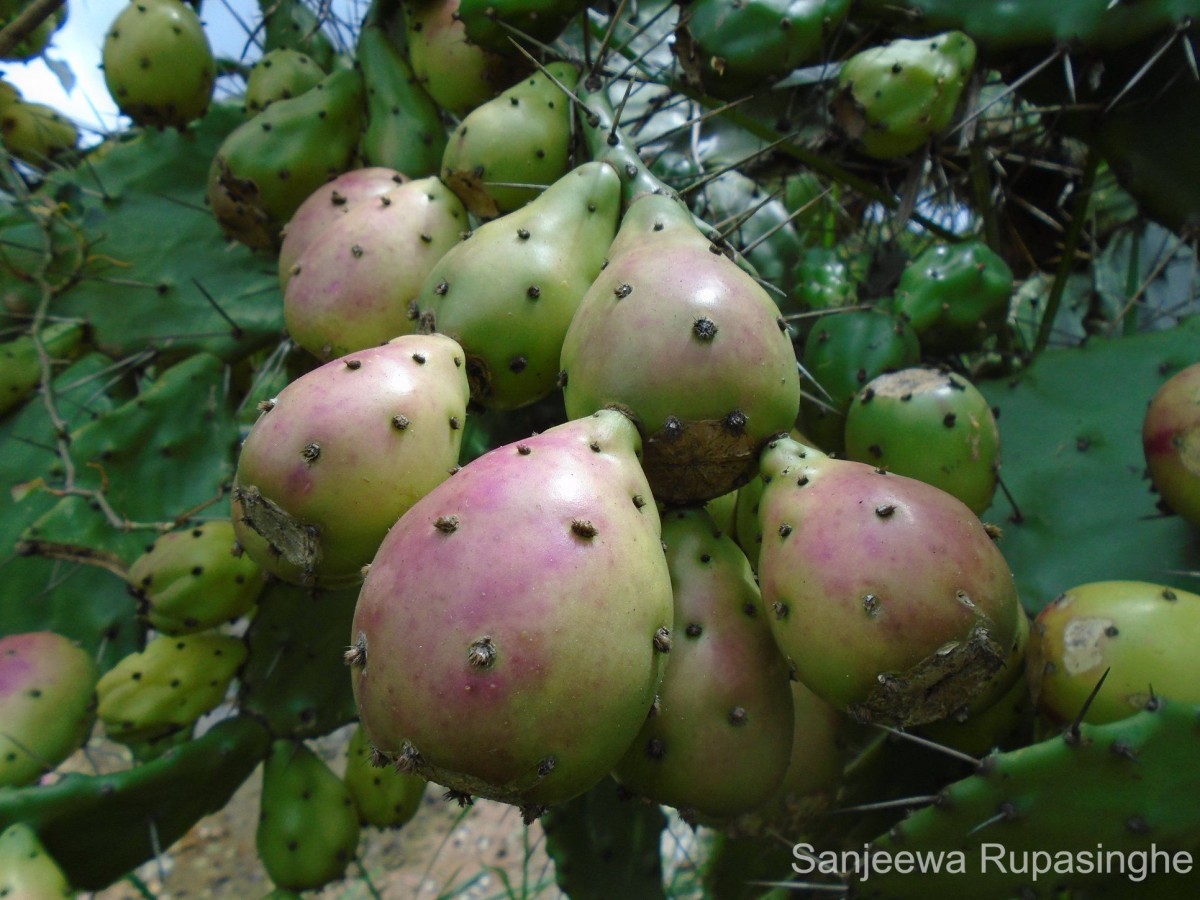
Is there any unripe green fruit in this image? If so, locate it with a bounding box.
[1142,361,1200,526]
[127,519,265,634]
[343,723,426,828]
[1028,581,1200,725]
[892,239,1014,353]
[0,823,73,898]
[244,49,324,116]
[844,367,1000,514]
[0,99,78,166]
[102,0,216,130]
[258,740,361,890]
[835,31,976,158]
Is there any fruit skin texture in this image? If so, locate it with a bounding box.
[756,437,1021,727]
[1142,361,1200,526]
[277,167,408,292]
[0,632,99,788]
[1028,581,1200,725]
[843,366,1000,514]
[244,49,324,117]
[232,334,471,588]
[612,506,794,822]
[95,631,247,745]
[283,177,468,361]
[127,519,264,634]
[834,31,976,158]
[560,194,801,504]
[257,739,361,891]
[343,723,426,828]
[102,0,215,130]
[416,161,621,410]
[0,822,73,898]
[0,100,78,166]
[349,409,674,812]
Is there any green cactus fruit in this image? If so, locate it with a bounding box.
[283,176,467,361]
[343,723,426,829]
[101,0,215,130]
[0,321,85,418]
[679,0,852,96]
[859,699,1200,899]
[834,31,976,159]
[891,239,1014,354]
[844,367,1001,514]
[791,246,856,313]
[356,23,447,178]
[126,519,265,634]
[1028,581,1200,726]
[262,0,336,70]
[349,409,674,814]
[0,100,79,167]
[705,488,739,539]
[0,79,19,110]
[800,307,921,454]
[1143,361,1200,526]
[207,67,365,250]
[756,436,1023,726]
[0,823,72,898]
[405,0,520,117]
[560,194,802,504]
[244,49,324,117]
[732,429,812,572]
[613,507,794,822]
[0,632,98,788]
[417,161,620,410]
[95,631,247,745]
[441,61,579,217]
[257,739,361,891]
[277,166,409,292]
[232,334,471,587]
[458,0,585,54]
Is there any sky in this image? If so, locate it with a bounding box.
[2,0,358,144]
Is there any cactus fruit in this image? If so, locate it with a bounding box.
[282,177,467,360]
[0,822,72,898]
[207,67,365,250]
[416,161,621,409]
[0,322,85,418]
[560,194,802,503]
[834,31,976,158]
[277,166,409,292]
[257,739,361,891]
[405,0,519,116]
[349,409,674,814]
[0,99,78,167]
[457,0,585,54]
[232,334,470,587]
[891,240,1014,354]
[126,519,265,634]
[356,23,447,177]
[612,507,795,822]
[677,0,852,96]
[244,49,324,117]
[1028,581,1200,726]
[95,631,247,745]
[1142,361,1200,525]
[0,632,98,788]
[843,367,1001,514]
[800,307,921,454]
[756,436,1023,726]
[791,246,857,315]
[343,722,426,828]
[102,0,216,130]
[441,61,580,217]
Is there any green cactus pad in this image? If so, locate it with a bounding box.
[458,0,585,54]
[0,715,269,891]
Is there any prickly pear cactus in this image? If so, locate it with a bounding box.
[0,822,72,898]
